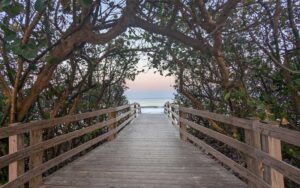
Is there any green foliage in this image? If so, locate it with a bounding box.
[79,0,93,7]
[45,55,60,64]
[60,0,71,12]
[0,1,23,17]
[224,92,231,101]
[294,78,300,87]
[0,24,16,41]
[34,0,48,12]
[6,38,39,60]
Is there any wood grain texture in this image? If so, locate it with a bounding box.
[29,129,43,187]
[0,105,131,139]
[2,129,117,188]
[0,119,116,169]
[0,108,113,139]
[179,107,300,147]
[180,130,270,188]
[180,117,300,184]
[40,114,246,188]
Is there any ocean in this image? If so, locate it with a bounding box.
[128,98,173,114]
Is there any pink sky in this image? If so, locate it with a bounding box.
[125,63,175,99]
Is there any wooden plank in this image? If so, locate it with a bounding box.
[244,128,263,188]
[29,129,43,187]
[116,110,134,121]
[266,136,284,188]
[180,130,270,188]
[179,107,253,130]
[179,107,300,147]
[179,110,187,141]
[170,110,179,120]
[133,103,137,118]
[8,134,24,184]
[169,104,179,110]
[254,121,300,147]
[115,104,130,111]
[1,129,117,188]
[115,115,135,132]
[41,114,246,188]
[167,104,172,118]
[0,119,116,169]
[261,125,284,188]
[180,118,300,184]
[0,108,115,139]
[108,111,117,141]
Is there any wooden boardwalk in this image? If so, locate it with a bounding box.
[40,114,246,188]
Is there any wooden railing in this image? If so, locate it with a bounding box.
[0,103,141,188]
[164,102,300,188]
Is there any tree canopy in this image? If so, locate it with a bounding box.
[0,0,299,186]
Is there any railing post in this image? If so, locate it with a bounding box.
[29,129,43,188]
[165,102,169,115]
[261,123,284,188]
[139,104,141,114]
[179,108,187,141]
[171,108,175,126]
[245,120,263,188]
[134,103,137,118]
[108,110,117,141]
[9,133,24,187]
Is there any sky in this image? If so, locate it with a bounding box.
[125,60,175,99]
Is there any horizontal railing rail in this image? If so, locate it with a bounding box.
[0,103,141,188]
[164,102,300,188]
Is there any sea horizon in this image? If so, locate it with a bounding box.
[128,97,173,114]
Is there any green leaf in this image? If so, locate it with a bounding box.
[80,0,93,7]
[38,38,48,48]
[10,39,23,55]
[45,55,60,64]
[21,46,38,60]
[60,0,70,10]
[34,0,48,12]
[294,78,300,87]
[224,92,231,101]
[28,63,37,70]
[0,24,16,41]
[7,38,38,60]
[2,2,23,17]
[0,0,11,11]
[60,0,71,12]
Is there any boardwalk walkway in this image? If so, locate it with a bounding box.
[40,114,246,188]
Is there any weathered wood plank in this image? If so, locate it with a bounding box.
[261,130,284,188]
[2,129,117,188]
[179,106,253,130]
[0,105,131,139]
[179,107,300,147]
[244,127,263,188]
[29,129,43,187]
[0,108,113,139]
[108,111,117,141]
[8,134,24,184]
[41,114,246,188]
[180,117,300,184]
[180,130,270,188]
[0,118,116,169]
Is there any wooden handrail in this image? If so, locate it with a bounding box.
[164,102,300,188]
[0,103,141,188]
[179,106,300,146]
